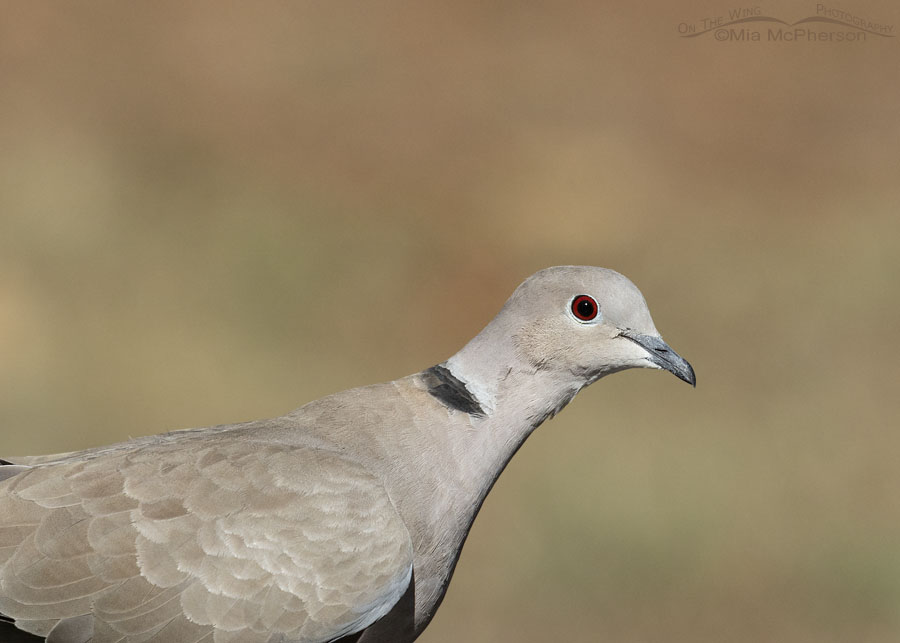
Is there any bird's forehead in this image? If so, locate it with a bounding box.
[515,266,657,331]
[519,266,637,302]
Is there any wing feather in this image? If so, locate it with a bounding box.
[0,438,413,642]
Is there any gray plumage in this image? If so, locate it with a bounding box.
[0,266,694,642]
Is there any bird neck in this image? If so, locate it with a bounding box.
[438,330,587,516]
[444,325,584,429]
[403,345,585,635]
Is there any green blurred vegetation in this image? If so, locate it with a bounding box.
[2,3,899,641]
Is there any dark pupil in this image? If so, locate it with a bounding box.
[577,298,594,318]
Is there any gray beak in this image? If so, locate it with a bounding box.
[621,332,696,387]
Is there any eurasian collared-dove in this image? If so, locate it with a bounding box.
[0,266,694,643]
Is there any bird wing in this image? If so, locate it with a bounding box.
[0,436,413,643]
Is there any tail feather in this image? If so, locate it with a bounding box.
[0,620,44,642]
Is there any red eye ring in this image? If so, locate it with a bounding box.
[571,295,598,321]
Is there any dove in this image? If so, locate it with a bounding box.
[0,266,694,642]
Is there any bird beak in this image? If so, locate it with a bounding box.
[620,331,696,387]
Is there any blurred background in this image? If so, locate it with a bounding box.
[1,2,899,641]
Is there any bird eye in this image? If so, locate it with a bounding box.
[571,295,599,322]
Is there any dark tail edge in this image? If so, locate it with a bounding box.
[0,621,44,642]
[1,613,45,642]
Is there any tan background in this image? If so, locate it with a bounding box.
[2,2,899,641]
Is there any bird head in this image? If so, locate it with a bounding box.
[504,266,695,387]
